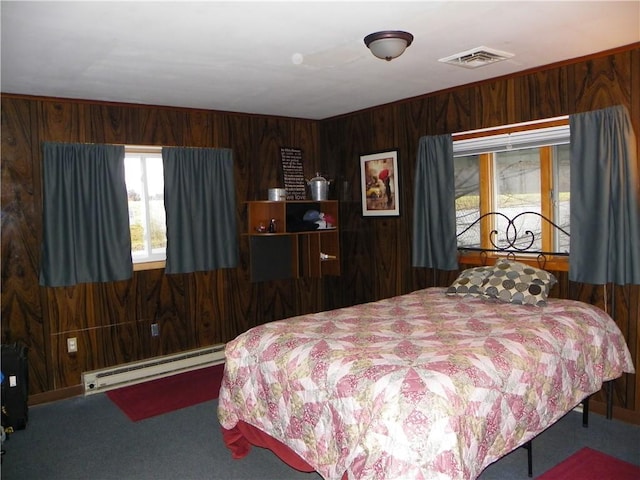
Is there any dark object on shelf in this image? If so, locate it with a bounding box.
[286,202,321,232]
[250,236,295,282]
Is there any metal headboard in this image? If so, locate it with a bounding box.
[456,211,570,267]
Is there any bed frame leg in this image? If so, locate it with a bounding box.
[582,395,589,428]
[606,380,613,420]
[523,440,532,477]
[582,381,613,427]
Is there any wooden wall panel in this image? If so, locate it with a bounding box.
[220,269,246,342]
[141,272,190,356]
[475,80,511,129]
[51,318,143,389]
[45,286,96,334]
[570,51,633,113]
[524,68,568,121]
[295,277,324,315]
[291,117,321,181]
[614,285,636,409]
[88,104,135,144]
[331,113,379,308]
[39,101,85,143]
[630,285,640,410]
[189,270,222,347]
[368,105,403,298]
[1,97,48,393]
[136,107,183,146]
[182,110,214,147]
[94,281,137,330]
[431,90,475,134]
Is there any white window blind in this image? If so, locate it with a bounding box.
[453,124,570,156]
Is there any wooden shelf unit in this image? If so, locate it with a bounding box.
[246,200,340,281]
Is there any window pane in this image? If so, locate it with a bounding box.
[454,155,480,247]
[125,155,147,256]
[144,157,166,254]
[494,149,541,251]
[125,151,166,263]
[554,144,570,253]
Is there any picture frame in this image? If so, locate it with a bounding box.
[360,149,400,217]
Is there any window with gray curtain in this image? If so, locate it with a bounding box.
[414,106,640,284]
[569,105,640,285]
[162,147,239,274]
[40,142,132,287]
[412,134,458,270]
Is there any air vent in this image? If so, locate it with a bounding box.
[439,46,514,69]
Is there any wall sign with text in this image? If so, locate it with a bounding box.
[280,147,306,200]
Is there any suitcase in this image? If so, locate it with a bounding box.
[1,343,29,431]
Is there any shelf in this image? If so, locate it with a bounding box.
[245,200,340,281]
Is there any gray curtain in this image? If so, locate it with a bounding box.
[412,134,458,270]
[569,105,640,284]
[162,147,238,274]
[40,142,132,287]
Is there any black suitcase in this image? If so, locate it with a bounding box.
[1,343,29,431]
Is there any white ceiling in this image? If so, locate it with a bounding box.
[1,1,639,120]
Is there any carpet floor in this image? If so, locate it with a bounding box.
[2,387,638,479]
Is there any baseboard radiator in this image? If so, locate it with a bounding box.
[82,344,226,395]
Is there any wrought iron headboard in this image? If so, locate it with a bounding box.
[456,211,570,267]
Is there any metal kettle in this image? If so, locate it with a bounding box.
[307,172,331,201]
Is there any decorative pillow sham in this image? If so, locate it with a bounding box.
[446,266,494,297]
[483,259,557,306]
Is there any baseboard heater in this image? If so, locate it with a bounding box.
[82,344,226,395]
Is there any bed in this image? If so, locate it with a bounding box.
[217,274,634,479]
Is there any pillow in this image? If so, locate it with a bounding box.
[446,266,494,297]
[483,259,557,306]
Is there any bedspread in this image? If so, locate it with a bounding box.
[217,288,634,480]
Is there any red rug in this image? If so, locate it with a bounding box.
[536,447,640,480]
[106,363,225,422]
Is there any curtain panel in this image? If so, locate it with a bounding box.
[162,147,239,274]
[569,105,640,285]
[412,134,458,270]
[40,142,132,287]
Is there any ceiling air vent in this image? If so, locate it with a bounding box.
[438,46,514,69]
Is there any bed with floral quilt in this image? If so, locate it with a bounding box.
[217,276,634,479]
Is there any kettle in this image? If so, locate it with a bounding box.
[307,173,331,201]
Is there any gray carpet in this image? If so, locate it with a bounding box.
[1,393,639,479]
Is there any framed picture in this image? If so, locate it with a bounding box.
[360,149,400,217]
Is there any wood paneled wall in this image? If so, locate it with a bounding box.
[1,100,325,398]
[319,45,640,422]
[2,44,638,422]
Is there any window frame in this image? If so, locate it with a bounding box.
[452,118,570,270]
[124,145,166,271]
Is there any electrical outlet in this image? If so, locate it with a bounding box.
[151,323,159,337]
[67,337,78,353]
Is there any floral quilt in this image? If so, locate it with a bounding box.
[217,288,635,480]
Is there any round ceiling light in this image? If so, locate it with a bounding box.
[364,30,414,61]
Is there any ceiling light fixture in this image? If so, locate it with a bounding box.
[364,30,414,61]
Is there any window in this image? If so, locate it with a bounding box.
[124,146,166,264]
[453,120,570,256]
